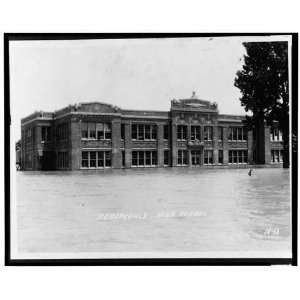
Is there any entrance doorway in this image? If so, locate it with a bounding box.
[191,150,201,165]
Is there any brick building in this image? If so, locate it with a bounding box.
[20,93,284,170]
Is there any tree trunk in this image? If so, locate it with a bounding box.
[282,125,289,168]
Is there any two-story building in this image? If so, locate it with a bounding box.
[20,93,284,170]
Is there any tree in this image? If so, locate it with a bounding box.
[234,41,289,168]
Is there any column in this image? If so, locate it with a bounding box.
[187,124,191,166]
[124,121,132,168]
[35,126,42,170]
[112,118,121,168]
[157,123,164,167]
[171,122,177,166]
[70,118,81,170]
[213,126,218,165]
[223,126,229,164]
[200,126,204,165]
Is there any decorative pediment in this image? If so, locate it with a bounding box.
[76,102,121,114]
[171,93,218,113]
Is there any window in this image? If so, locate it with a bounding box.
[96,123,104,140]
[271,150,283,163]
[204,126,212,141]
[132,124,137,140]
[82,151,89,168]
[152,126,157,140]
[145,125,151,140]
[81,122,111,140]
[191,126,201,140]
[57,123,68,141]
[88,123,96,139]
[82,151,112,168]
[105,151,111,167]
[131,124,157,140]
[97,151,104,167]
[121,124,125,140]
[177,125,187,140]
[229,150,248,164]
[177,150,188,165]
[164,125,169,140]
[81,122,88,139]
[122,150,125,167]
[204,150,213,165]
[132,151,138,166]
[228,127,247,141]
[131,150,157,167]
[164,150,169,165]
[218,127,223,141]
[90,151,96,167]
[145,151,151,165]
[218,150,223,164]
[270,127,282,142]
[41,126,51,142]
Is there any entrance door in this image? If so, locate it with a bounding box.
[191,150,201,165]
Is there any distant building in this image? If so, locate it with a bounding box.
[19,93,283,170]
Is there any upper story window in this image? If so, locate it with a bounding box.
[131,124,157,140]
[177,125,187,140]
[81,122,111,140]
[25,127,34,144]
[228,127,247,141]
[270,127,282,142]
[218,127,223,141]
[41,126,51,142]
[56,123,68,141]
[191,125,201,140]
[121,124,125,140]
[163,125,169,140]
[204,126,213,141]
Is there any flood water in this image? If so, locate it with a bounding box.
[14,168,292,258]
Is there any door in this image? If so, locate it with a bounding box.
[191,150,201,165]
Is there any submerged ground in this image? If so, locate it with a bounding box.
[14,167,291,258]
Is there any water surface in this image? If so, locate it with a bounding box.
[15,168,291,257]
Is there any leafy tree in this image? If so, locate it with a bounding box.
[234,41,289,168]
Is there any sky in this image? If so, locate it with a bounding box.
[9,35,291,141]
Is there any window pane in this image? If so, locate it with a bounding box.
[97,151,104,167]
[138,151,144,165]
[145,125,151,140]
[89,123,96,139]
[105,151,111,167]
[218,150,223,164]
[144,151,151,165]
[132,151,137,166]
[177,126,181,140]
[96,123,104,140]
[218,127,223,141]
[164,150,169,165]
[82,122,88,138]
[152,151,157,165]
[132,124,137,139]
[121,124,125,140]
[138,125,144,140]
[164,125,169,140]
[151,125,157,140]
[182,126,187,140]
[82,151,89,167]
